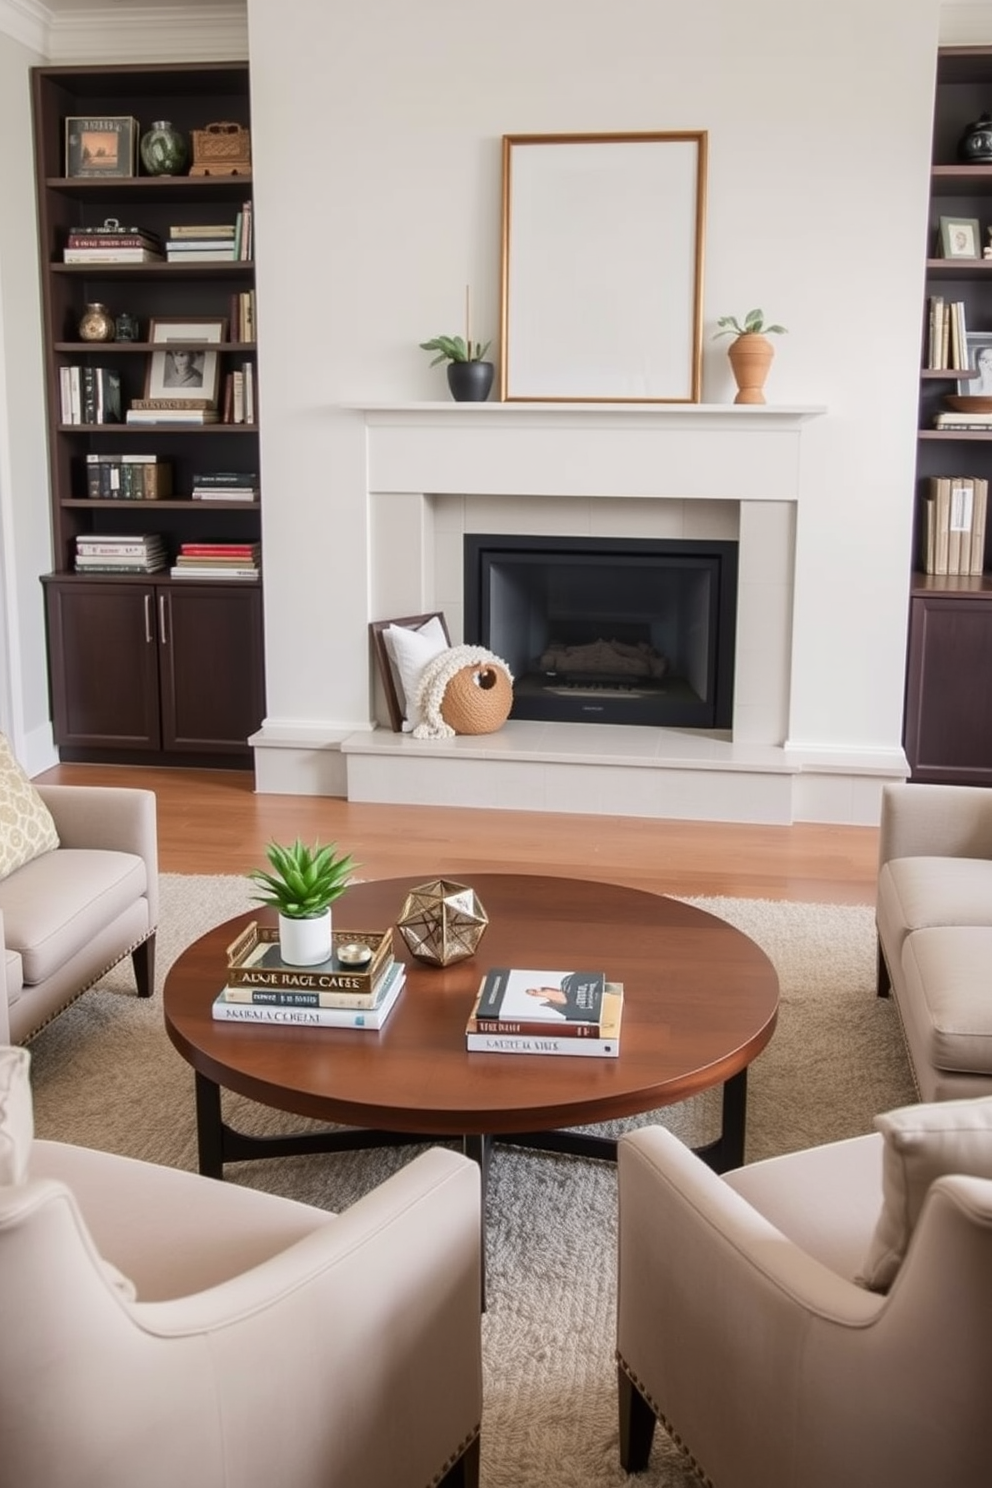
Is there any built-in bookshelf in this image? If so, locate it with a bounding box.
[31,61,264,766]
[906,46,992,785]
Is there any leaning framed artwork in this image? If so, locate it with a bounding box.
[64,116,137,177]
[939,215,981,259]
[957,331,992,395]
[144,318,226,405]
[500,131,708,403]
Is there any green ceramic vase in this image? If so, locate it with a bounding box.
[140,120,188,176]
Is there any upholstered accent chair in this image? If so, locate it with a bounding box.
[616,1122,992,1487]
[0,759,158,1044]
[0,1046,482,1488]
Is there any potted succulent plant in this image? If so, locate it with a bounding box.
[713,309,787,405]
[420,286,494,401]
[247,838,358,966]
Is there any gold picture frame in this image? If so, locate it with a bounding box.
[500,131,708,403]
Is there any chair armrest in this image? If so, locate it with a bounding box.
[0,912,9,1043]
[37,786,159,927]
[878,782,992,870]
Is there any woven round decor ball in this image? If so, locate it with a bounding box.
[440,662,513,735]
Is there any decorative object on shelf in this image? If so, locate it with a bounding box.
[190,121,251,177]
[139,119,188,176]
[246,838,359,967]
[956,331,992,397]
[713,308,787,405]
[420,285,494,401]
[77,303,116,342]
[412,645,514,739]
[959,113,992,162]
[396,878,489,967]
[114,311,139,342]
[939,215,981,259]
[64,116,137,177]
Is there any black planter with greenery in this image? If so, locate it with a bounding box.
[420,327,494,403]
[446,359,494,402]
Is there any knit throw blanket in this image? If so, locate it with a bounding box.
[412,645,514,739]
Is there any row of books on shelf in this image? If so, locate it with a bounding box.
[62,206,253,265]
[82,459,258,502]
[229,290,256,343]
[60,366,256,426]
[922,475,988,576]
[925,297,970,371]
[212,932,625,1057]
[72,535,261,579]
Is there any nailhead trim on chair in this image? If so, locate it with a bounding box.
[18,929,156,1045]
[617,1352,714,1488]
[428,1424,481,1487]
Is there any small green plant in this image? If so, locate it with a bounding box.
[247,838,358,920]
[713,309,787,338]
[419,334,492,366]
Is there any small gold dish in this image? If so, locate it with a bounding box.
[945,394,992,413]
[337,941,374,967]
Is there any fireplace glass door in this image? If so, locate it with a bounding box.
[464,535,737,729]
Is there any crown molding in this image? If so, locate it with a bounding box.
[0,0,48,53]
[0,3,248,61]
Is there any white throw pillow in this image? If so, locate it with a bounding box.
[859,1093,992,1292]
[382,616,449,731]
[0,1045,33,1186]
[0,732,59,881]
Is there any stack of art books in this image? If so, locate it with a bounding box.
[212,924,405,1030]
[465,967,624,1057]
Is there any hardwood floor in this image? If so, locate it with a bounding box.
[35,762,879,905]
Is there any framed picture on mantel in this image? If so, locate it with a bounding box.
[500,130,707,404]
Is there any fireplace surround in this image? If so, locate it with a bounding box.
[250,400,907,824]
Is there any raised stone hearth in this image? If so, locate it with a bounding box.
[252,401,906,824]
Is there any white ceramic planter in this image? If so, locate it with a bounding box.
[278,909,333,966]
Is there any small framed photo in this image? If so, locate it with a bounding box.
[144,318,227,406]
[957,331,992,395]
[939,215,982,259]
[65,117,137,178]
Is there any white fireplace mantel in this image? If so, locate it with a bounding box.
[344,401,828,504]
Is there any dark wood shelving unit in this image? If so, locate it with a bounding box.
[907,46,992,784]
[32,61,264,768]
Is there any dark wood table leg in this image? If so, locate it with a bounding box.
[693,1068,748,1173]
[462,1134,492,1310]
[194,1070,226,1178]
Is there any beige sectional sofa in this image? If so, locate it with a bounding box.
[876,782,992,1100]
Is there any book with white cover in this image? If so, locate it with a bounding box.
[212,961,406,1029]
[466,984,623,1057]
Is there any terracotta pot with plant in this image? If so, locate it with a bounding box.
[247,838,358,966]
[714,309,787,404]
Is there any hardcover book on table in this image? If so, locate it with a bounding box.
[472,966,606,1029]
[213,960,406,1029]
[466,983,624,1056]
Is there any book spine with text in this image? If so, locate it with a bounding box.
[224,961,396,1008]
[214,964,405,1028]
[465,1030,619,1058]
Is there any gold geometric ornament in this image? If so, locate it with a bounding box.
[396,879,489,967]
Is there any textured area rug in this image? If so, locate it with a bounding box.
[27,877,916,1488]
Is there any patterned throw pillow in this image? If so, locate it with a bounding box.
[0,733,59,881]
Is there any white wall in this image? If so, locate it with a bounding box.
[243,0,940,769]
[0,27,52,769]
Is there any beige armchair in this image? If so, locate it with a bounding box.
[616,1124,992,1488]
[1,783,158,1044]
[0,1047,482,1488]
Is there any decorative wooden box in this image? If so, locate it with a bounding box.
[190,121,251,177]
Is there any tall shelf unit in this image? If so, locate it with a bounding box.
[31,62,264,767]
[906,46,992,785]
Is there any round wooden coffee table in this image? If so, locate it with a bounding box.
[164,875,779,1181]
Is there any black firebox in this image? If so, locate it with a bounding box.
[463,534,737,729]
